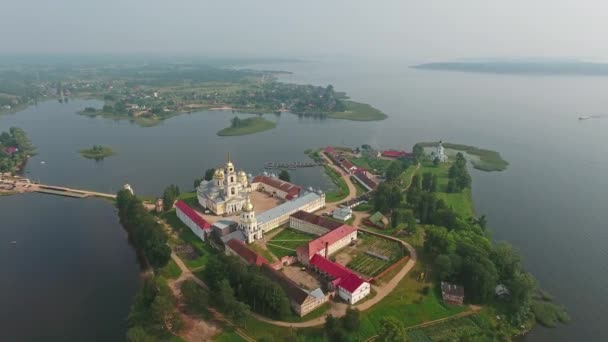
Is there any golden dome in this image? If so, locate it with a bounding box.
[242,197,254,212]
[238,170,246,176]
[214,169,224,179]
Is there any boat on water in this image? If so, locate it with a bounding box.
[11,241,17,244]
[579,116,592,120]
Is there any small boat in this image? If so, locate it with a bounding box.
[40,161,46,164]
[579,116,591,120]
[10,241,17,244]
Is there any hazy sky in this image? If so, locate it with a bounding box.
[2,0,607,61]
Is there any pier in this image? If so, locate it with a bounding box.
[0,177,117,199]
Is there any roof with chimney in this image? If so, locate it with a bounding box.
[290,210,344,231]
[298,224,357,260]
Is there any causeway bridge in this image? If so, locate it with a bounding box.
[33,184,117,199]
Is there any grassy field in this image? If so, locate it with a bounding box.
[357,261,467,339]
[216,116,276,136]
[418,141,509,172]
[159,258,183,280]
[350,155,392,173]
[163,210,217,270]
[266,228,315,258]
[323,165,350,203]
[329,100,388,121]
[346,233,406,277]
[249,243,277,262]
[415,163,475,218]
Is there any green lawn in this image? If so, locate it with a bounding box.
[350,156,392,173]
[249,243,277,262]
[414,163,475,218]
[266,228,315,258]
[217,116,276,136]
[328,100,388,121]
[162,210,217,270]
[358,261,467,339]
[417,141,509,172]
[323,165,350,203]
[159,258,183,280]
[178,191,199,208]
[346,233,406,277]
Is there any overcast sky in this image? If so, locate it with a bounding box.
[2,0,607,62]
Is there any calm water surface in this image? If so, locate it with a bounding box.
[1,58,607,341]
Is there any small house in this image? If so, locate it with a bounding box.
[365,212,388,229]
[441,282,464,305]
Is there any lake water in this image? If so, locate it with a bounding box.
[1,58,607,341]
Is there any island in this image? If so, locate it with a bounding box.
[412,59,608,76]
[0,62,387,127]
[79,145,115,160]
[112,142,566,342]
[216,116,276,136]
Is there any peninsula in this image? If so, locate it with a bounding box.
[0,62,387,127]
[0,127,35,174]
[412,59,608,76]
[115,142,565,342]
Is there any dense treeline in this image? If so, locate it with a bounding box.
[127,276,183,341]
[116,189,171,269]
[0,127,35,172]
[372,151,552,327]
[447,153,472,193]
[203,254,292,320]
[162,184,180,211]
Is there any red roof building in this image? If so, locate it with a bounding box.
[308,254,370,304]
[5,146,18,155]
[324,146,336,155]
[225,238,268,266]
[290,210,344,232]
[175,200,211,241]
[297,224,357,264]
[251,175,302,200]
[175,201,211,230]
[382,150,413,158]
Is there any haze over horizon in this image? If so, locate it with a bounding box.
[2,0,608,62]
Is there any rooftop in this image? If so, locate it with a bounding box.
[291,210,343,231]
[309,254,366,293]
[225,238,267,266]
[299,224,357,259]
[441,282,465,298]
[257,192,322,225]
[251,175,302,198]
[175,200,212,231]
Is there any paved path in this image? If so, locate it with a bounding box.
[320,152,357,210]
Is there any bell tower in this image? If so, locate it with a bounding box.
[239,196,260,243]
[225,152,238,198]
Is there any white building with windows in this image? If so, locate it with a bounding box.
[197,155,251,215]
[436,141,448,163]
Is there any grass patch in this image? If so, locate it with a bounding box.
[162,210,217,270]
[216,116,276,136]
[159,258,183,280]
[213,330,247,342]
[249,243,278,262]
[358,261,467,339]
[346,233,406,277]
[531,300,570,327]
[266,228,315,258]
[350,156,392,174]
[417,142,509,172]
[329,100,387,121]
[323,165,350,203]
[415,162,475,218]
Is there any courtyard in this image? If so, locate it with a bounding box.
[334,232,407,278]
[266,227,316,259]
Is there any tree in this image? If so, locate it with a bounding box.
[342,307,360,331]
[151,294,183,333]
[181,281,208,314]
[126,326,155,342]
[162,184,180,211]
[193,177,203,189]
[422,172,433,191]
[279,169,291,182]
[377,317,408,342]
[385,161,403,182]
[413,143,424,162]
[231,116,241,128]
[204,168,216,181]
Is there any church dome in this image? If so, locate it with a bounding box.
[238,170,246,177]
[214,169,224,179]
[242,197,254,212]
